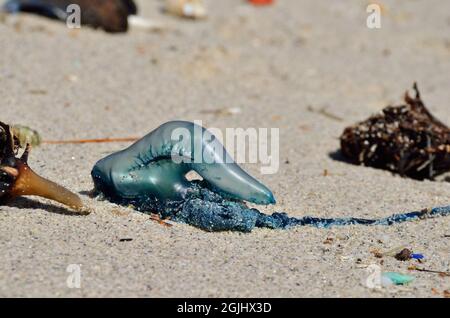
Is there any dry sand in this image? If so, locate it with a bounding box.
[0,0,449,297]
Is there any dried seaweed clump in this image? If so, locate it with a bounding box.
[340,84,450,180]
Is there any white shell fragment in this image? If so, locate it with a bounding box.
[127,15,165,31]
[164,0,207,19]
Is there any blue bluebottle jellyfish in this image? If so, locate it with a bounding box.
[92,121,450,232]
[91,121,275,205]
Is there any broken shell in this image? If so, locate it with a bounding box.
[164,0,207,19]
[12,124,42,148]
[127,15,165,32]
[3,157,85,212]
[0,121,86,213]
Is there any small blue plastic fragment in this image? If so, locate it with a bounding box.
[382,272,415,285]
[411,253,424,260]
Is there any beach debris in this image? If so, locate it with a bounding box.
[164,0,207,19]
[381,272,414,286]
[2,0,138,33]
[371,245,405,258]
[395,248,413,261]
[65,74,79,83]
[43,137,139,145]
[372,246,424,261]
[0,121,86,213]
[248,0,275,5]
[431,288,450,298]
[11,124,42,149]
[127,15,165,32]
[408,265,450,277]
[111,209,130,217]
[150,214,173,227]
[271,115,282,122]
[119,238,133,242]
[307,105,343,122]
[371,250,383,258]
[200,107,242,117]
[89,120,450,232]
[341,83,450,180]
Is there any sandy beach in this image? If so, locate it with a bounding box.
[0,0,449,297]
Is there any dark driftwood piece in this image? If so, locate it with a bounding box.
[3,0,137,32]
[340,84,450,180]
